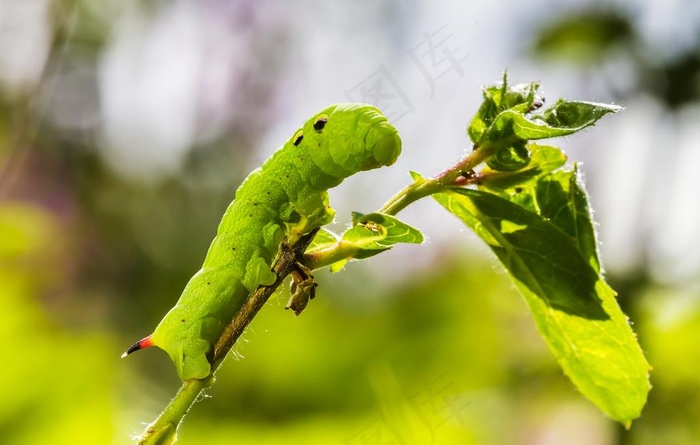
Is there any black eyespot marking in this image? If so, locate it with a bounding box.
[314,115,328,131]
[181,319,186,322]
[293,130,304,146]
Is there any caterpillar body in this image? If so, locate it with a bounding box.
[122,104,401,380]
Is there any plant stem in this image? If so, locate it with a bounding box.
[136,230,319,445]
[379,144,491,216]
[303,241,357,271]
[304,145,494,271]
[136,378,213,444]
[137,144,495,444]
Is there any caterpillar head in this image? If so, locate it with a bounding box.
[296,103,402,179]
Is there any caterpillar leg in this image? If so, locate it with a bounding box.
[285,262,317,316]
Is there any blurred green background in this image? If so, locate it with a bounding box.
[1,1,699,444]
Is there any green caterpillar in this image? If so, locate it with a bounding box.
[122,104,401,380]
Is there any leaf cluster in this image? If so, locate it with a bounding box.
[137,73,650,443]
[314,73,648,425]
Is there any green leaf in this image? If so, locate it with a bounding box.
[500,109,575,140]
[482,165,602,273]
[344,212,424,260]
[485,99,620,146]
[306,228,347,272]
[535,167,601,272]
[539,99,622,132]
[306,214,423,272]
[433,188,650,424]
[479,143,568,190]
[485,141,531,172]
[468,74,542,144]
[307,228,341,252]
[469,74,620,178]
